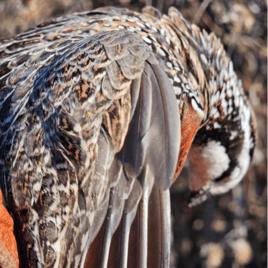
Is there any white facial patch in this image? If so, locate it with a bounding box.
[205,141,231,179]
[188,141,230,192]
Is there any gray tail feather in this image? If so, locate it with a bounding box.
[83,186,171,268]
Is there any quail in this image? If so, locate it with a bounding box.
[0,6,256,268]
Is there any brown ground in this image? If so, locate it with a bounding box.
[0,0,266,267]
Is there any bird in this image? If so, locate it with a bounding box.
[0,5,256,268]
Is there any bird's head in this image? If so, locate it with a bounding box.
[165,6,257,206]
[187,75,257,207]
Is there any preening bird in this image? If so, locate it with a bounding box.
[0,6,256,268]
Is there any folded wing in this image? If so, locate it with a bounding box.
[0,23,180,268]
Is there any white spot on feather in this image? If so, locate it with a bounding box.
[136,21,145,28]
[156,46,166,57]
[174,74,181,83]
[165,36,171,45]
[213,122,221,129]
[127,18,135,23]
[142,36,152,44]
[174,86,182,95]
[145,22,151,28]
[166,61,173,68]
[191,98,204,117]
[230,131,237,140]
[200,53,208,65]
[127,27,135,32]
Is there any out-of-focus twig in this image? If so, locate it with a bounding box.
[192,0,213,24]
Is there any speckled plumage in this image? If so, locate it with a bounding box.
[0,6,256,268]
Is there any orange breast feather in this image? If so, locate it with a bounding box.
[0,189,19,268]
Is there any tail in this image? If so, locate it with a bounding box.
[82,184,171,268]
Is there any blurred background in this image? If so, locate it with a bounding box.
[0,0,266,267]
